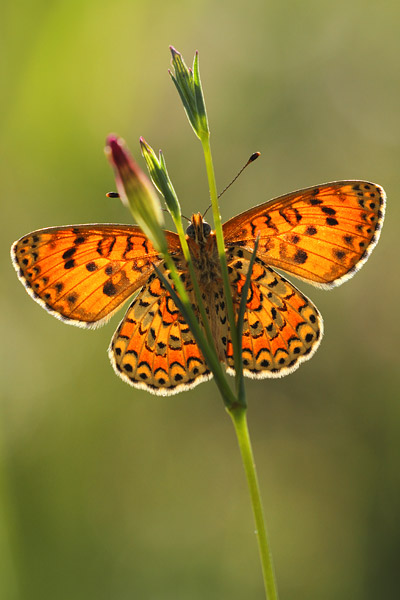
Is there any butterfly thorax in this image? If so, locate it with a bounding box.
[186,213,221,286]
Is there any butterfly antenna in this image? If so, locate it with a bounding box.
[203,152,260,219]
[161,208,191,223]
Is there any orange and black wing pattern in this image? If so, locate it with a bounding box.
[223,181,385,288]
[109,261,211,395]
[11,180,386,394]
[225,247,322,378]
[11,224,181,327]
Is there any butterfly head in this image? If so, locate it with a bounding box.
[186,213,212,244]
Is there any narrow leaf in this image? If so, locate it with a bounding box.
[236,237,260,405]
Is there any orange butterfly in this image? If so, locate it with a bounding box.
[11,181,385,395]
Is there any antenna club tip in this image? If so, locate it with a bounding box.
[249,152,261,162]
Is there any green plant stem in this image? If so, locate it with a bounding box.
[171,55,278,596]
[200,137,243,401]
[229,406,279,600]
[155,256,237,407]
[235,239,260,406]
[173,218,216,350]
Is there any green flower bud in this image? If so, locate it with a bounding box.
[139,137,181,222]
[169,46,209,141]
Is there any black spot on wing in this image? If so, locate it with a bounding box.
[321,206,336,216]
[305,226,317,236]
[326,217,339,227]
[62,247,76,260]
[293,249,308,264]
[103,281,117,296]
[86,262,97,272]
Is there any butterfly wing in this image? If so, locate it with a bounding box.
[225,247,323,377]
[11,224,181,327]
[109,261,211,395]
[223,181,386,288]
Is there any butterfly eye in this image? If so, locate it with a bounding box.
[203,222,211,237]
[186,223,195,238]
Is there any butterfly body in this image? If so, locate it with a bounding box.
[186,213,222,289]
[12,181,385,395]
[186,219,228,363]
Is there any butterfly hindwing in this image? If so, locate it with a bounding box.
[109,261,211,395]
[223,181,385,288]
[225,247,323,377]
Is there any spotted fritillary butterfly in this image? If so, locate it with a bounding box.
[11,181,385,395]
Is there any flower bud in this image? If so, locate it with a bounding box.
[140,137,181,222]
[105,135,167,253]
[169,46,209,141]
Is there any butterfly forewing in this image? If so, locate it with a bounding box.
[223,181,385,288]
[12,224,180,327]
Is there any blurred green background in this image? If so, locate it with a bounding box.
[1,1,399,598]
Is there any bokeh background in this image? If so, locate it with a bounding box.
[1,1,399,599]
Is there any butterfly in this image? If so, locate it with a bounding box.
[11,180,385,395]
